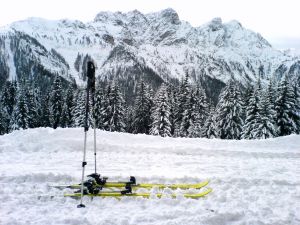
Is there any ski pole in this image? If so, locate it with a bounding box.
[77,61,95,208]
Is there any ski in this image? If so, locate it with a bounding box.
[64,188,212,199]
[51,179,209,190]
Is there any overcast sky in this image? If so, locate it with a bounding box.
[1,0,299,52]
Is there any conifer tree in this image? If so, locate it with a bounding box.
[195,84,209,127]
[73,90,90,127]
[50,76,64,129]
[99,84,112,131]
[40,93,52,127]
[201,109,217,139]
[124,105,135,133]
[292,83,300,134]
[150,84,172,137]
[166,85,177,136]
[9,86,29,130]
[132,80,153,134]
[254,89,278,139]
[214,80,244,139]
[107,82,125,132]
[99,83,125,132]
[0,104,6,135]
[64,85,76,127]
[275,77,297,136]
[242,84,261,139]
[94,86,104,129]
[0,81,17,133]
[180,90,197,137]
[174,74,190,136]
[25,83,40,128]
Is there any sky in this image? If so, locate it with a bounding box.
[0,0,299,52]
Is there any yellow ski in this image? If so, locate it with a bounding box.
[64,188,212,199]
[52,180,209,190]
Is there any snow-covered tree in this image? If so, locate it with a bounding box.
[174,74,190,136]
[25,83,40,128]
[50,76,64,129]
[132,80,153,134]
[166,85,177,136]
[214,80,244,139]
[150,84,172,137]
[242,88,260,139]
[124,105,135,133]
[73,90,92,127]
[254,89,278,139]
[291,83,300,134]
[94,86,104,129]
[0,81,17,133]
[180,90,197,137]
[0,104,6,135]
[64,85,76,127]
[201,104,217,138]
[100,82,125,132]
[9,86,29,130]
[40,93,51,127]
[275,77,298,136]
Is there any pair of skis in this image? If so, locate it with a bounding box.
[52,176,212,199]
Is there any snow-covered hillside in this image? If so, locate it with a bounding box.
[1,8,300,94]
[0,128,299,225]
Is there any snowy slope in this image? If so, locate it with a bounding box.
[0,8,300,89]
[0,128,299,225]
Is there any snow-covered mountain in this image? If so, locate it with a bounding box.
[0,8,300,100]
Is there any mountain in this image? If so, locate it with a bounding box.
[0,8,300,102]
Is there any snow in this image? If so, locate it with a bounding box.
[0,128,299,224]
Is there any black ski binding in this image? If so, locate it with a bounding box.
[121,183,132,195]
[87,173,107,185]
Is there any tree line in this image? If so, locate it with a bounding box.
[0,75,299,139]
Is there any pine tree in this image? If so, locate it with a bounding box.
[180,90,197,137]
[0,81,17,133]
[174,74,190,136]
[202,116,216,139]
[292,83,300,134]
[124,105,135,133]
[25,83,40,128]
[150,84,172,137]
[60,102,68,128]
[275,77,298,136]
[188,84,209,138]
[94,86,104,129]
[242,84,261,139]
[73,90,91,127]
[166,85,177,136]
[64,86,76,127]
[99,85,112,131]
[132,80,153,134]
[99,83,125,132]
[254,89,278,139]
[50,76,64,129]
[9,86,29,130]
[40,93,52,127]
[107,82,125,132]
[214,80,244,139]
[0,104,6,135]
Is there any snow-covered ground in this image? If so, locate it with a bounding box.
[0,128,299,225]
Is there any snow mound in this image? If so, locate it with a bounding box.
[0,128,299,225]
